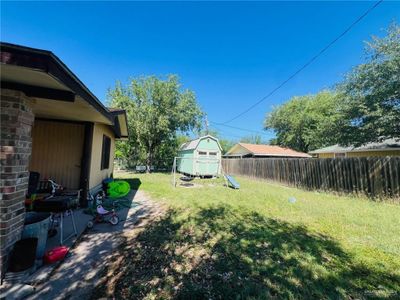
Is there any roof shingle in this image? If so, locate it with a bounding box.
[228,143,311,158]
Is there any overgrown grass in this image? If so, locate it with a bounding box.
[94,172,400,299]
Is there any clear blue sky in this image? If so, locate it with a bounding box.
[2,1,399,141]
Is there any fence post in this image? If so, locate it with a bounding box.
[221,157,399,200]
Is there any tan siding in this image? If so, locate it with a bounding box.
[227,144,250,156]
[89,123,115,189]
[315,150,400,158]
[318,153,335,158]
[30,120,84,189]
[346,150,400,157]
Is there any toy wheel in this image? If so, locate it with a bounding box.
[109,215,119,225]
[87,220,94,229]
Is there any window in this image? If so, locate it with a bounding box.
[334,153,346,158]
[101,135,111,170]
[209,152,217,156]
[198,151,207,156]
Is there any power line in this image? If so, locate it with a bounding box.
[210,124,260,140]
[210,123,274,141]
[209,126,244,140]
[210,121,271,136]
[210,125,244,139]
[221,0,383,124]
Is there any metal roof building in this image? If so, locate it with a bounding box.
[309,139,400,158]
[224,143,311,158]
[177,135,222,177]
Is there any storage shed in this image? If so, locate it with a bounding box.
[177,135,222,177]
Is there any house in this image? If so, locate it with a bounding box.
[0,42,128,275]
[177,135,222,177]
[224,143,311,158]
[309,139,400,158]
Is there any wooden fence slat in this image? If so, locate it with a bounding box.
[222,157,399,200]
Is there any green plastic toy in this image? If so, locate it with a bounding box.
[107,180,130,199]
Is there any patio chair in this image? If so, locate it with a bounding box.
[38,179,81,203]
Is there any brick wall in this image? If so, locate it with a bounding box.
[0,89,34,278]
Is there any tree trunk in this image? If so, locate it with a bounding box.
[146,151,152,173]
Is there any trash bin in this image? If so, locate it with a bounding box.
[7,238,38,272]
[4,238,38,283]
[22,212,51,259]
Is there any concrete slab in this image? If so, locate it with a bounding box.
[45,209,93,252]
[22,208,93,287]
[28,189,140,286]
[24,189,164,300]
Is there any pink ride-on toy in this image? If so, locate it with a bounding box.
[87,196,119,228]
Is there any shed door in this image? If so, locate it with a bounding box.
[29,120,85,189]
[196,150,209,175]
[207,151,220,175]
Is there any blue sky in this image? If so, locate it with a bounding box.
[2,1,399,141]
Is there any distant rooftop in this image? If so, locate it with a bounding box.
[309,138,400,154]
[226,143,311,158]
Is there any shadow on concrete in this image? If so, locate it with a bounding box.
[44,179,142,252]
[26,178,160,299]
[124,178,142,190]
[84,178,142,235]
[27,178,146,291]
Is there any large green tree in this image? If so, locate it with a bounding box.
[338,23,400,146]
[219,138,235,154]
[264,91,342,152]
[108,75,203,172]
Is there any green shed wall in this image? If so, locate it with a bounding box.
[177,150,194,174]
[197,139,220,151]
[196,138,221,176]
[177,137,221,176]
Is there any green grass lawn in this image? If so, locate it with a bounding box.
[94,172,400,299]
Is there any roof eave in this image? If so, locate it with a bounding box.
[253,153,311,158]
[0,42,114,124]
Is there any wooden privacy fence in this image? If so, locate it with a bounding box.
[222,157,400,199]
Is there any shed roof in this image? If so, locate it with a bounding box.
[179,135,222,151]
[309,138,400,154]
[226,143,311,158]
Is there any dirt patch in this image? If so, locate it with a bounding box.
[179,182,203,188]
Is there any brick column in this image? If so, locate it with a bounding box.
[0,89,34,278]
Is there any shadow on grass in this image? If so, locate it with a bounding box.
[92,205,400,299]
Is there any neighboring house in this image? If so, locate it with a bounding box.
[0,42,128,273]
[309,139,400,158]
[224,143,311,158]
[177,135,222,176]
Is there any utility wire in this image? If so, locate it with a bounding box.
[209,126,244,140]
[210,121,271,136]
[211,124,273,141]
[210,126,250,139]
[210,125,244,138]
[221,0,383,124]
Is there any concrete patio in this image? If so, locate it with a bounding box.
[1,174,164,300]
[24,189,163,300]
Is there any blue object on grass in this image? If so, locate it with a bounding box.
[225,175,240,189]
[288,197,297,203]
